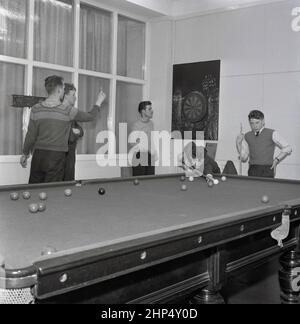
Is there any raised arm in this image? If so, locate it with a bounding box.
[73,90,106,122]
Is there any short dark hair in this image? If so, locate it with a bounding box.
[138,101,152,114]
[45,76,64,95]
[64,83,76,95]
[248,110,264,120]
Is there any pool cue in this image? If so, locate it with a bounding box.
[239,123,243,175]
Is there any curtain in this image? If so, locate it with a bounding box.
[115,82,143,154]
[80,5,111,73]
[0,0,27,58]
[0,62,24,155]
[117,17,145,79]
[77,75,109,154]
[34,0,73,66]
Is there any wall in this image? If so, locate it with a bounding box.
[149,0,300,180]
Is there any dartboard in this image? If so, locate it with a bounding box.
[182,91,207,123]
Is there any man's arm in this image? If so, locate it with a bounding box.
[236,134,249,163]
[72,90,106,122]
[20,118,38,168]
[271,131,292,171]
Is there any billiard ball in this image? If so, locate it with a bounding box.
[181,184,188,191]
[134,179,140,186]
[41,246,57,256]
[10,192,19,201]
[213,179,219,185]
[221,176,227,182]
[98,188,106,196]
[189,176,194,182]
[28,203,39,214]
[38,202,46,212]
[208,181,214,188]
[39,192,47,201]
[261,195,270,204]
[22,191,31,200]
[64,189,72,197]
[180,176,186,182]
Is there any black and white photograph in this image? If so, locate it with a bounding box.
[0,0,300,308]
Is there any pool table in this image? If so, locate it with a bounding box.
[0,174,300,304]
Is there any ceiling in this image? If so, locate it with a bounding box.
[95,0,287,18]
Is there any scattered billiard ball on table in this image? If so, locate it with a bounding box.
[189,176,194,182]
[38,202,46,212]
[181,184,188,191]
[208,181,214,188]
[221,176,227,182]
[28,203,39,214]
[64,189,72,197]
[10,192,19,201]
[22,191,31,200]
[261,195,270,204]
[134,179,140,186]
[180,176,186,182]
[39,192,47,201]
[98,188,106,196]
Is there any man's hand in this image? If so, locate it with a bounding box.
[72,128,81,135]
[271,158,279,176]
[96,90,106,107]
[20,155,29,168]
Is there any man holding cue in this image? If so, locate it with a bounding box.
[236,110,292,178]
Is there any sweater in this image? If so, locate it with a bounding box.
[23,102,99,155]
[245,128,275,165]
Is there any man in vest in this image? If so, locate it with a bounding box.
[236,110,292,178]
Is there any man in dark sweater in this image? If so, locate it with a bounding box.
[20,76,106,184]
[62,83,84,181]
[236,110,292,178]
[179,142,221,178]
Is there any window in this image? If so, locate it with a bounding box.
[80,4,112,73]
[117,16,145,80]
[0,1,147,157]
[0,62,24,155]
[0,0,28,58]
[115,81,143,154]
[34,0,74,66]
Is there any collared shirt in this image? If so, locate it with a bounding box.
[240,127,292,162]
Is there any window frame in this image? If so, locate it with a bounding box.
[0,0,150,162]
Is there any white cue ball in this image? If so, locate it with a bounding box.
[189,176,194,182]
[213,179,219,185]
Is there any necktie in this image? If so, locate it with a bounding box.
[255,132,259,137]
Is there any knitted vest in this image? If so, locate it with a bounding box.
[245,128,275,165]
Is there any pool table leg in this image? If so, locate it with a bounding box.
[190,248,226,304]
[279,249,300,304]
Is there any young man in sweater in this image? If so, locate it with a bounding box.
[20,76,106,184]
[236,110,292,178]
[131,101,156,176]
